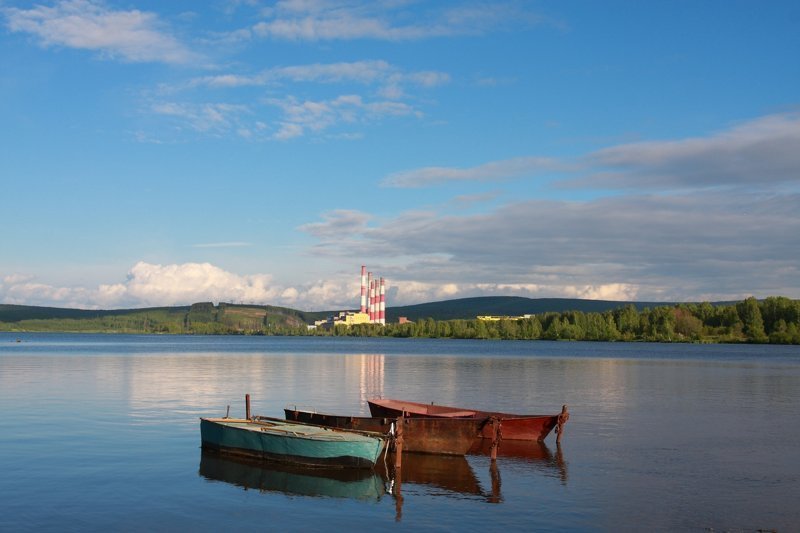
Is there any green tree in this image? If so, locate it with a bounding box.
[736,297,767,342]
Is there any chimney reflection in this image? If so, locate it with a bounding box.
[356,353,385,408]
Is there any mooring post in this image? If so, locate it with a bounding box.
[394,414,404,471]
[245,394,251,420]
[488,460,502,504]
[556,405,569,444]
[490,417,501,461]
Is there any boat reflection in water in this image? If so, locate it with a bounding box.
[388,453,485,498]
[469,439,569,485]
[199,450,386,501]
[199,443,567,518]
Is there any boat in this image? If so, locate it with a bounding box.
[368,398,568,442]
[199,416,387,469]
[283,407,478,456]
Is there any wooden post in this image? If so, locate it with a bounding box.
[394,475,403,522]
[245,394,251,420]
[556,405,569,444]
[490,417,501,461]
[394,414,404,471]
[392,414,404,522]
[488,460,502,504]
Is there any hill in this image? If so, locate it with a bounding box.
[0,302,310,333]
[384,296,667,322]
[0,296,716,329]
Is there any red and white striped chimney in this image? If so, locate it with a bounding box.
[379,277,386,325]
[368,273,374,322]
[360,265,367,313]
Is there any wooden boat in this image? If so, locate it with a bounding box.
[199,416,386,469]
[368,398,568,442]
[283,408,478,456]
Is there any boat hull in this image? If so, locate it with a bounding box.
[200,418,385,469]
[283,409,478,456]
[367,399,560,441]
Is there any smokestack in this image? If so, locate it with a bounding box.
[368,273,374,323]
[379,277,386,325]
[360,265,367,313]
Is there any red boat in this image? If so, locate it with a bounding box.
[283,408,479,456]
[368,398,568,442]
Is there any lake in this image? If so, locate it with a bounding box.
[1,333,798,531]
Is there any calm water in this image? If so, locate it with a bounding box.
[1,333,798,532]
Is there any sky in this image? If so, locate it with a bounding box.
[1,0,799,311]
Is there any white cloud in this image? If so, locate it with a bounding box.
[1,262,373,311]
[190,60,449,94]
[4,0,198,64]
[0,263,279,309]
[119,262,280,306]
[151,102,251,134]
[249,1,543,41]
[265,94,415,139]
[149,60,445,141]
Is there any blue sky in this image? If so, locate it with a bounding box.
[1,0,799,311]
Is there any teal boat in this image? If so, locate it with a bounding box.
[200,417,387,469]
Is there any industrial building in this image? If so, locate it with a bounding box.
[477,314,534,322]
[315,265,386,329]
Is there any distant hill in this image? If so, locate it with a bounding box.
[0,302,311,332]
[0,304,190,323]
[1,296,698,327]
[384,296,668,322]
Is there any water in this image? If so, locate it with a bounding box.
[1,333,798,532]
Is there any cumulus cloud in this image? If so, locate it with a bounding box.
[0,262,380,311]
[3,0,198,64]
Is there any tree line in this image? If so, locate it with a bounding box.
[299,296,800,344]
[2,296,798,344]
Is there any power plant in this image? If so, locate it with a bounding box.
[314,265,386,329]
[360,265,386,325]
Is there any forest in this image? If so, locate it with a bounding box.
[3,296,798,344]
[309,296,800,344]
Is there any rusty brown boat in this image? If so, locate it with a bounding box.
[368,398,568,442]
[283,407,478,456]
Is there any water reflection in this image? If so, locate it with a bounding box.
[394,454,484,497]
[469,440,568,484]
[199,450,386,501]
[355,354,385,409]
[200,444,569,519]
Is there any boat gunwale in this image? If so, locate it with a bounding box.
[201,417,388,443]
